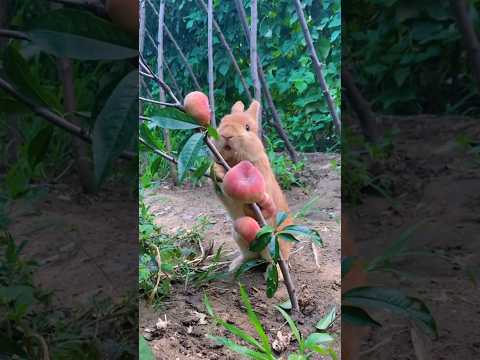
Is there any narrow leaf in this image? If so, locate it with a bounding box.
[315,306,336,330]
[266,264,278,298]
[177,133,204,182]
[341,305,381,327]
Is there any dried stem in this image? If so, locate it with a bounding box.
[0,76,135,159]
[292,0,341,134]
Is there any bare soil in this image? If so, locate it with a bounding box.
[140,153,341,359]
[347,115,480,359]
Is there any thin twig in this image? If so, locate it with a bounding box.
[292,0,341,134]
[0,29,30,40]
[0,77,136,159]
[139,55,181,106]
[139,96,181,109]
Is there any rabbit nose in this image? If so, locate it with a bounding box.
[222,135,233,141]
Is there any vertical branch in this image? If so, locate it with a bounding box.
[157,0,176,182]
[451,0,480,95]
[342,66,379,143]
[58,58,95,192]
[234,0,299,163]
[139,0,146,56]
[196,0,253,102]
[145,0,202,91]
[292,0,341,135]
[207,0,216,127]
[250,0,262,137]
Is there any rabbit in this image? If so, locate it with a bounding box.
[212,99,294,279]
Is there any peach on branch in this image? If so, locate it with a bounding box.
[223,161,266,203]
[234,216,260,244]
[183,91,211,127]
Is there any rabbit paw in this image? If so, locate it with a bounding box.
[228,255,246,273]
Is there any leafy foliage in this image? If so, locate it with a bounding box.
[142,0,341,157]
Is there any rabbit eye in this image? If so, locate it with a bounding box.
[246,124,250,131]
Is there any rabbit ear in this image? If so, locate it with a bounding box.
[231,101,245,113]
[245,100,260,121]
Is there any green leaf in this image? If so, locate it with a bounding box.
[139,336,155,360]
[249,233,274,253]
[27,125,53,169]
[266,264,278,298]
[341,305,381,327]
[305,332,334,346]
[275,211,288,227]
[234,259,267,279]
[5,162,31,198]
[277,233,299,243]
[28,8,137,60]
[341,256,358,279]
[366,221,425,272]
[279,225,323,246]
[93,70,138,187]
[288,355,307,360]
[275,306,302,349]
[207,125,220,140]
[177,133,204,182]
[150,108,200,129]
[4,44,60,109]
[268,235,280,262]
[203,293,214,317]
[239,284,272,356]
[343,287,437,337]
[315,306,336,330]
[192,159,212,181]
[278,299,292,310]
[207,336,272,360]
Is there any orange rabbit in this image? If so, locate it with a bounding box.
[213,100,294,276]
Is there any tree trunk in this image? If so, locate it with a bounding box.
[233,0,299,163]
[249,0,262,138]
[451,0,480,95]
[58,58,95,192]
[292,0,341,135]
[157,0,177,183]
[342,66,379,143]
[207,0,216,127]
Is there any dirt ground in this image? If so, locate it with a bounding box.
[8,179,138,306]
[346,115,480,359]
[140,153,341,359]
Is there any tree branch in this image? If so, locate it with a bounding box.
[145,0,202,91]
[196,0,253,102]
[139,96,182,109]
[0,76,135,160]
[234,0,299,163]
[207,0,216,127]
[292,0,341,135]
[0,29,30,40]
[250,0,262,138]
[451,0,480,95]
[139,55,182,106]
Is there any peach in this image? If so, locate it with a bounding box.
[223,161,265,203]
[234,216,260,244]
[106,0,139,36]
[183,91,211,127]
